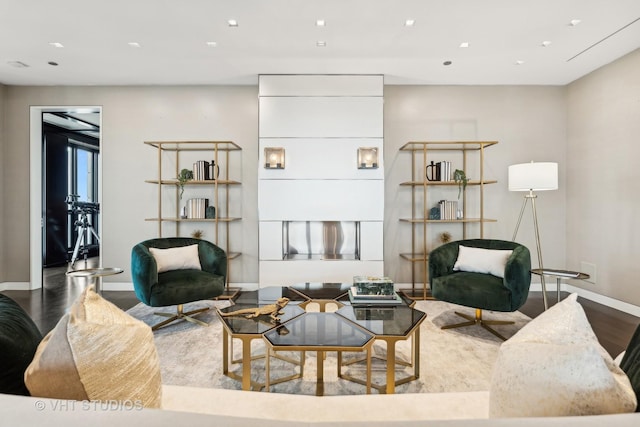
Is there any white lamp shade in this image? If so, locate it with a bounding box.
[508,162,558,191]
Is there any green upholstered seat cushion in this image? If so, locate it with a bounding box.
[431,272,513,312]
[0,293,43,395]
[148,270,225,307]
[620,324,640,411]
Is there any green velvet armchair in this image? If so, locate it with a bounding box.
[429,239,531,340]
[131,237,227,330]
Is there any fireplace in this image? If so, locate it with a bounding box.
[283,221,360,261]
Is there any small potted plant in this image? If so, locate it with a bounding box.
[177,168,193,199]
[453,169,468,200]
[453,169,468,220]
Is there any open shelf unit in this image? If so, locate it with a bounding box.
[144,140,242,297]
[398,141,498,299]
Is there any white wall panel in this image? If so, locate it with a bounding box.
[258,138,383,180]
[259,75,383,97]
[259,260,384,287]
[360,221,384,260]
[259,180,384,221]
[258,221,283,260]
[259,97,383,138]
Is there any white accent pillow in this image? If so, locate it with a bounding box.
[489,293,637,417]
[452,245,513,278]
[149,244,201,273]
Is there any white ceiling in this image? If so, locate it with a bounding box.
[1,0,639,86]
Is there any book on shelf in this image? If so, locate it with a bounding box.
[186,198,209,219]
[437,200,458,220]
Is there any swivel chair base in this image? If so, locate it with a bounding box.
[152,304,210,331]
[441,308,512,341]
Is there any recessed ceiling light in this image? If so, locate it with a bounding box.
[443,60,452,66]
[541,40,552,47]
[569,19,582,27]
[316,41,326,47]
[206,41,218,47]
[7,61,29,68]
[515,60,525,65]
[49,42,64,48]
[228,19,238,27]
[459,42,470,48]
[128,42,141,48]
[316,19,325,27]
[404,19,415,27]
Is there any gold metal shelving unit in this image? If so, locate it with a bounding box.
[398,141,498,300]
[144,140,242,298]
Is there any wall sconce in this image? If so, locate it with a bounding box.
[357,147,378,169]
[264,147,285,169]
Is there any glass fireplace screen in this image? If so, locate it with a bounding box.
[283,221,360,260]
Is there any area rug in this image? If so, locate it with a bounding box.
[126,299,530,396]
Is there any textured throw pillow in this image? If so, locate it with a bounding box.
[453,245,513,278]
[149,244,201,273]
[489,293,637,417]
[24,287,162,408]
[0,294,42,395]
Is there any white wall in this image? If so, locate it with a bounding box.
[383,85,568,284]
[567,48,640,306]
[2,85,258,286]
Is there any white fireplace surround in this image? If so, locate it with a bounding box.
[258,75,384,286]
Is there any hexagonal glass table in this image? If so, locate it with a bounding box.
[217,288,306,391]
[263,312,374,396]
[336,304,427,394]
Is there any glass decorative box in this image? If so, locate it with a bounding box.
[353,276,394,295]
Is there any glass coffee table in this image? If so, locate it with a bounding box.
[216,283,427,395]
[336,304,426,394]
[263,312,374,396]
[217,287,306,391]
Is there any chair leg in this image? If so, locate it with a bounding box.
[152,304,210,330]
[441,308,513,341]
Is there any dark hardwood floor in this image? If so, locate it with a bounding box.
[2,266,639,358]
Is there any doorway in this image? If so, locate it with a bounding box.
[29,107,102,290]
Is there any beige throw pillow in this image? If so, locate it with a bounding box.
[489,293,636,417]
[149,244,201,273]
[24,287,162,408]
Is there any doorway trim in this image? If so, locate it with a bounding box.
[29,106,102,290]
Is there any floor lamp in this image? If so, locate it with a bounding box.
[508,161,558,311]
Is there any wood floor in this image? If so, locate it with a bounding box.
[3,266,639,357]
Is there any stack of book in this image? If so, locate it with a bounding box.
[437,199,459,220]
[186,198,209,219]
[348,276,403,306]
[428,161,453,181]
[192,160,217,180]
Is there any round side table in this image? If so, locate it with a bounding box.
[66,267,124,294]
[530,268,590,303]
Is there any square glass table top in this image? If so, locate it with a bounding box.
[336,305,426,337]
[263,312,374,350]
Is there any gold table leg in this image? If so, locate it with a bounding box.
[316,350,324,396]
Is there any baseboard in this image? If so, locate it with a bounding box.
[529,281,640,318]
[0,282,31,291]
